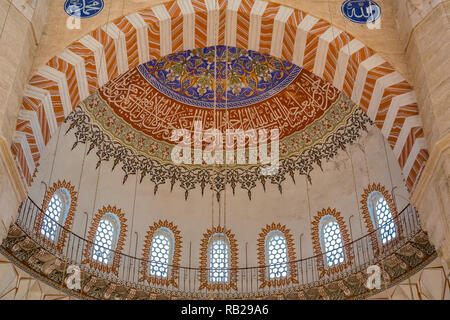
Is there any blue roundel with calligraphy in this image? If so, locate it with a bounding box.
[341,0,381,24]
[64,0,104,19]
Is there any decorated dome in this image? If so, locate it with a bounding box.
[138,46,302,108]
[0,0,444,304]
[65,46,369,199]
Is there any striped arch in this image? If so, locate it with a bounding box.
[12,0,428,192]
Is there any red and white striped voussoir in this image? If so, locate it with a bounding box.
[12,0,428,191]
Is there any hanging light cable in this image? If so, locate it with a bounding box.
[224,36,229,229]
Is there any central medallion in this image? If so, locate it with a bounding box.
[138,46,301,109]
[72,45,370,198]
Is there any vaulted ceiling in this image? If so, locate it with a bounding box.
[12,0,427,193]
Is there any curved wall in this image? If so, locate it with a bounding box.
[11,0,427,194]
[27,117,410,269]
[1,0,448,300]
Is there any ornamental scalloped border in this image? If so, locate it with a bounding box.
[198,226,239,292]
[83,88,347,165]
[34,180,78,254]
[64,104,372,201]
[311,208,354,279]
[139,220,183,288]
[257,223,298,288]
[360,183,404,255]
[82,205,128,276]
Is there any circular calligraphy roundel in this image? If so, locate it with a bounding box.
[341,0,381,24]
[64,0,104,19]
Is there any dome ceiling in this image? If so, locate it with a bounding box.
[66,46,371,199]
[138,46,302,109]
[12,0,428,196]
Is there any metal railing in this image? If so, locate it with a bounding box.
[14,197,422,297]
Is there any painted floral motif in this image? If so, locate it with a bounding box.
[65,103,371,200]
[1,224,436,300]
[138,46,301,109]
[80,92,359,164]
[63,45,372,200]
[99,59,341,147]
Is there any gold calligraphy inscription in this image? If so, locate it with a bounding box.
[99,68,340,144]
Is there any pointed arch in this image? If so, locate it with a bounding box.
[13,0,427,194]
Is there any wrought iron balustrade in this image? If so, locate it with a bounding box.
[13,197,422,298]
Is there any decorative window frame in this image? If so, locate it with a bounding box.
[311,208,353,278]
[319,215,346,268]
[257,223,298,288]
[199,226,238,291]
[140,220,182,288]
[208,234,231,284]
[34,180,78,253]
[360,183,403,253]
[92,213,121,264]
[82,205,127,275]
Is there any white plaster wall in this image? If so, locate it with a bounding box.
[28,120,410,269]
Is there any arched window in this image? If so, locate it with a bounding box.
[141,220,182,287]
[320,217,345,267]
[92,213,120,265]
[208,234,230,283]
[257,223,297,288]
[198,226,238,291]
[312,208,353,277]
[149,228,174,278]
[83,205,127,275]
[368,191,397,244]
[40,188,71,241]
[265,231,289,279]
